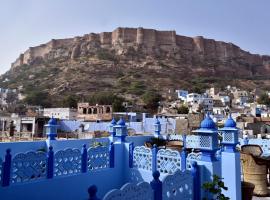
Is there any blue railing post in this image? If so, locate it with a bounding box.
[181,134,187,171]
[2,149,12,187]
[47,146,54,179]
[88,185,101,200]
[191,161,200,200]
[243,137,249,145]
[129,142,134,168]
[81,144,88,173]
[152,144,158,173]
[109,142,114,168]
[150,171,162,200]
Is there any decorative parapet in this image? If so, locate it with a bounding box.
[11,151,47,184]
[133,146,152,171]
[162,170,193,200]
[54,148,81,177]
[186,151,202,169]
[157,149,181,174]
[87,146,110,170]
[103,182,153,200]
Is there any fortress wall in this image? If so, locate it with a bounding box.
[87,33,100,42]
[136,28,144,44]
[53,38,74,48]
[141,29,156,46]
[156,31,176,45]
[176,35,194,50]
[22,49,31,64]
[121,28,137,43]
[29,44,52,59]
[100,32,112,45]
[193,36,205,53]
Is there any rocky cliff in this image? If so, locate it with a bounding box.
[2,27,270,104]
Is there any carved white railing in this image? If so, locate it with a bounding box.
[162,170,193,200]
[103,182,153,200]
[186,151,201,170]
[87,146,110,170]
[54,148,81,177]
[157,149,181,174]
[133,146,152,171]
[11,151,47,184]
[185,135,200,149]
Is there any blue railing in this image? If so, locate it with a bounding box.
[0,143,114,187]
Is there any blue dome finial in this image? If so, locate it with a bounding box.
[200,113,216,130]
[224,113,236,128]
[48,117,57,125]
[117,117,126,126]
[111,118,117,125]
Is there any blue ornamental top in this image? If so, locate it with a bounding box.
[110,118,117,125]
[48,117,57,126]
[117,117,126,126]
[224,114,236,128]
[200,113,216,130]
[154,117,160,124]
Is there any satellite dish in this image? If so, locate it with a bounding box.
[84,124,90,130]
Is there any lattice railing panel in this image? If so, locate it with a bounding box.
[103,182,153,200]
[133,146,152,171]
[11,151,47,184]
[186,135,200,149]
[162,170,193,200]
[87,146,109,170]
[186,151,201,170]
[54,148,81,177]
[157,149,181,174]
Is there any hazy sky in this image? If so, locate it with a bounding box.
[0,0,270,74]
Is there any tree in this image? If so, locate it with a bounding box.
[62,95,78,108]
[24,91,51,107]
[5,91,18,104]
[142,91,161,112]
[177,105,189,114]
[257,93,270,106]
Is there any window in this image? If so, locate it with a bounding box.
[106,107,111,113]
[83,108,87,114]
[93,108,97,114]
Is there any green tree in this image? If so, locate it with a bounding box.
[177,105,189,114]
[24,91,51,107]
[257,93,270,106]
[5,91,18,104]
[142,91,161,112]
[62,95,78,108]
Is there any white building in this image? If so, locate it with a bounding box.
[175,90,188,101]
[43,108,77,120]
[187,93,213,113]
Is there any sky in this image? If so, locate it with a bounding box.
[0,0,270,74]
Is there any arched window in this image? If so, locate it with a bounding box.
[106,107,111,113]
[83,108,87,114]
[88,108,92,114]
[93,108,97,114]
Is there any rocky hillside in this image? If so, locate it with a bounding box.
[1,27,270,105]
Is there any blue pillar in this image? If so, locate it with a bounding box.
[47,146,54,179]
[129,142,134,168]
[2,149,12,187]
[114,118,127,143]
[109,118,116,137]
[88,185,101,200]
[152,144,158,173]
[191,161,200,200]
[81,144,88,173]
[181,134,187,171]
[109,142,115,168]
[150,171,162,200]
[154,117,161,138]
[45,117,58,141]
[219,114,241,200]
[192,113,221,199]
